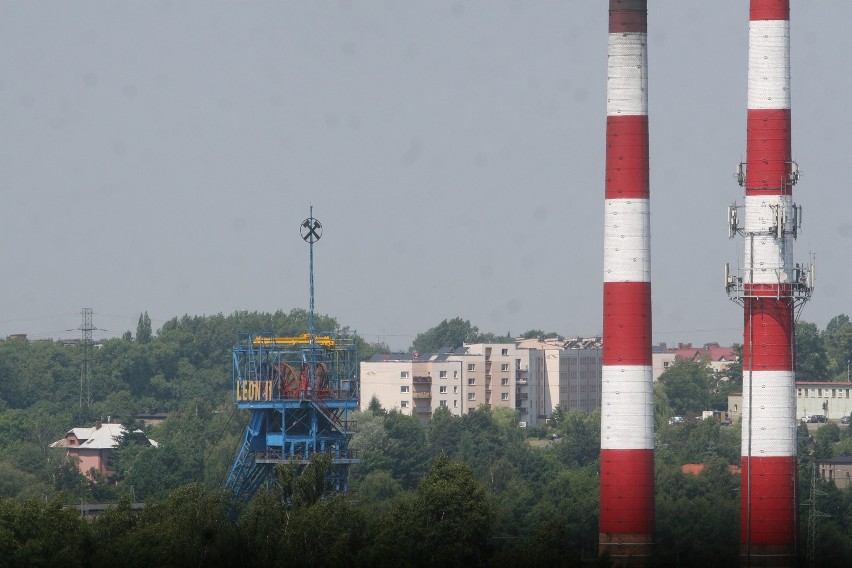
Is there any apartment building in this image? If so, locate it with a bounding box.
[460,343,527,416]
[359,353,463,424]
[559,347,603,412]
[361,337,603,427]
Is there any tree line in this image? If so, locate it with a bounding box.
[3,401,852,566]
[1,311,852,564]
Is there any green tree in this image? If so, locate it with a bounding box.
[813,422,841,460]
[426,405,463,459]
[655,460,739,566]
[656,416,740,467]
[658,359,714,416]
[823,314,852,381]
[241,489,366,568]
[0,496,90,566]
[366,395,386,416]
[136,312,152,344]
[369,455,492,566]
[654,381,674,430]
[382,411,428,489]
[796,321,829,380]
[119,484,241,567]
[553,410,600,468]
[356,470,403,515]
[550,403,567,426]
[411,317,480,353]
[507,466,600,564]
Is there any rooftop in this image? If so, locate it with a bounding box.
[50,422,158,450]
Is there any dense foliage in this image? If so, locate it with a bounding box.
[410,317,513,354]
[0,309,380,504]
[1,312,852,565]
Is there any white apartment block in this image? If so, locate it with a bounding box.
[359,356,463,424]
[360,337,603,427]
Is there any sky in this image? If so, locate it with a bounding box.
[2,1,851,352]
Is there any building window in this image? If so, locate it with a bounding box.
[439,386,447,394]
[501,393,509,401]
[501,378,509,386]
[453,386,458,394]
[501,363,509,372]
[501,348,508,356]
[453,400,458,407]
[401,400,409,408]
[439,370,447,379]
[440,400,447,407]
[663,361,669,368]
[454,371,458,378]
[468,363,476,371]
[401,386,409,393]
[468,393,476,401]
[468,378,476,386]
[400,371,409,379]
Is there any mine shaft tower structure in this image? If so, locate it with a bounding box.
[226,209,359,507]
[725,2,814,566]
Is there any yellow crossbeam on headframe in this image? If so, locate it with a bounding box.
[252,333,336,348]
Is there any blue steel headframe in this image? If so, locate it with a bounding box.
[226,330,360,508]
[231,331,359,404]
[226,210,360,508]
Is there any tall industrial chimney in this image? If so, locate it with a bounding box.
[726,1,813,565]
[600,0,654,564]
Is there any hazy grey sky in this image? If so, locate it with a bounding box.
[2,1,850,351]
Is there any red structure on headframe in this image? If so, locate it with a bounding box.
[725,1,813,565]
[600,1,654,564]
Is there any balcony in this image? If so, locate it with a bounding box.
[412,391,432,399]
[516,377,528,385]
[516,393,528,401]
[413,376,431,385]
[517,407,528,414]
[414,406,432,414]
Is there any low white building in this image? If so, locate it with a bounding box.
[728,381,852,423]
[796,381,852,421]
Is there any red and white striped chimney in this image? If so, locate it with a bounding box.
[600,1,654,563]
[737,1,800,565]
